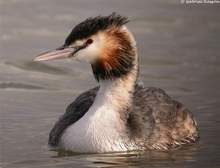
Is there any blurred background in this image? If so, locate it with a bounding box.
[1,0,220,167]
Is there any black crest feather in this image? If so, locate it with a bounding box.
[65,13,129,46]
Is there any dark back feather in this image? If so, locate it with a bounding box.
[48,87,98,146]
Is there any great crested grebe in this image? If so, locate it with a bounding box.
[34,14,199,153]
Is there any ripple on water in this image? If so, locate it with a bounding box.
[0,82,44,90]
[4,61,69,75]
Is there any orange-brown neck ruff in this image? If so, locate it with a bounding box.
[91,28,136,81]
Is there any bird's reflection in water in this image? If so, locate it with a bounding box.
[53,145,199,167]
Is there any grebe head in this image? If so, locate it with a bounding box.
[34,13,137,81]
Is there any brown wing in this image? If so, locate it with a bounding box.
[127,85,199,150]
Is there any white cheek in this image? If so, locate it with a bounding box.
[74,43,100,63]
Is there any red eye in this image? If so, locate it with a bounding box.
[86,39,93,45]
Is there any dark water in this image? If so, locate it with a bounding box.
[1,0,220,167]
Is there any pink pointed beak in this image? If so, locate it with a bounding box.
[34,46,76,62]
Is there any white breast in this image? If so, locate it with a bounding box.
[60,106,133,153]
[60,80,138,153]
